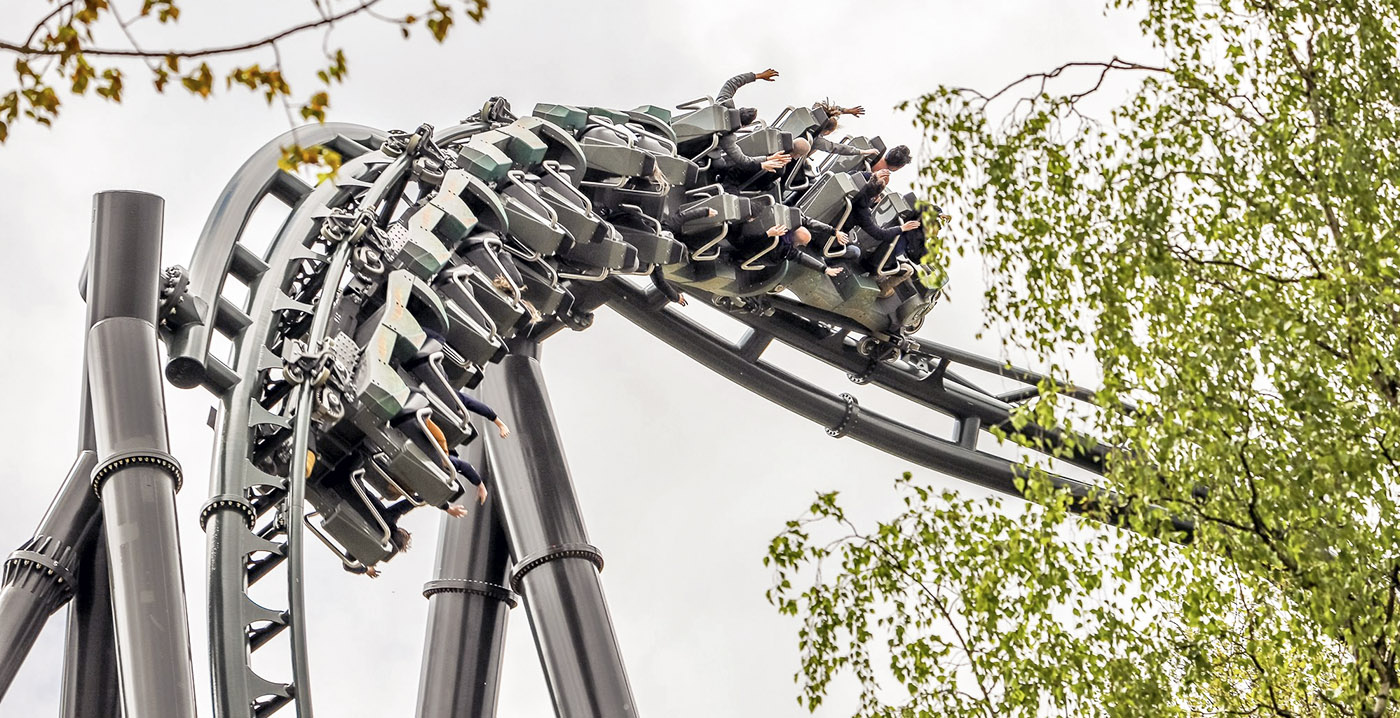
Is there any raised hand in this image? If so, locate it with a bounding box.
[755,68,779,81]
[476,482,488,505]
[862,148,880,157]
[446,504,469,518]
[825,266,844,277]
[766,224,789,237]
[760,151,792,172]
[835,230,850,245]
[495,418,511,438]
[901,220,922,232]
[874,168,892,183]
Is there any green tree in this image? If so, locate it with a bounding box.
[0,0,489,164]
[769,1,1400,716]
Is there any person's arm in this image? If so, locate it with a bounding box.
[812,135,867,157]
[791,249,843,276]
[719,133,762,173]
[854,202,903,243]
[650,265,684,305]
[676,205,714,224]
[457,391,511,438]
[716,72,755,103]
[447,455,489,506]
[803,215,836,242]
[716,69,775,102]
[382,498,416,524]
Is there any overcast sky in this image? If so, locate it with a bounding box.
[0,1,1153,715]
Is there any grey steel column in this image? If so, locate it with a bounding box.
[416,435,517,718]
[85,190,198,718]
[60,532,119,716]
[0,450,100,699]
[479,347,638,718]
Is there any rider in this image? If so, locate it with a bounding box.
[755,223,845,277]
[711,68,791,188]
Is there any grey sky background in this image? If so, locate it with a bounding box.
[0,1,1153,715]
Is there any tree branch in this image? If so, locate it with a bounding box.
[2,0,387,60]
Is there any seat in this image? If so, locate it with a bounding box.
[734,127,794,157]
[610,212,685,266]
[773,105,827,137]
[499,171,570,256]
[305,469,395,568]
[673,104,739,143]
[457,237,532,332]
[678,192,752,261]
[435,264,509,366]
[627,104,676,142]
[817,135,886,175]
[369,405,462,508]
[513,115,588,185]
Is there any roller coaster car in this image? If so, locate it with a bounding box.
[779,245,938,337]
[305,466,399,570]
[355,397,464,510]
[455,234,538,335]
[432,265,509,367]
[666,202,807,298]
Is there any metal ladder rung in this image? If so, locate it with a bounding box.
[268,171,311,206]
[246,551,287,586]
[229,242,272,283]
[214,297,254,337]
[247,619,290,651]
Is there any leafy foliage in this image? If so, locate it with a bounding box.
[773,1,1400,716]
[0,1,492,144]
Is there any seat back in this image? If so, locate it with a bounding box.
[735,128,794,157]
[673,105,741,145]
[817,135,886,175]
[796,171,861,226]
[773,105,827,137]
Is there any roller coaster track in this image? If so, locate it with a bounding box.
[138,102,1120,716]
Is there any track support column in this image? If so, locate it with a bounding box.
[85,190,198,718]
[416,432,516,718]
[480,347,638,718]
[0,450,100,700]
